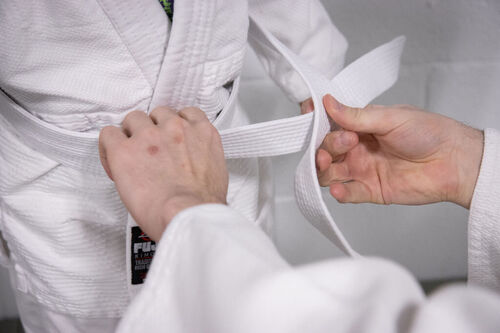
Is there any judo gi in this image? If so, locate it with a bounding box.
[117,129,500,332]
[0,0,349,332]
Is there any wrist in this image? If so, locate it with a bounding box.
[450,123,484,209]
[161,194,226,232]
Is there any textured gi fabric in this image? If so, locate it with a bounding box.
[0,21,405,256]
[118,204,500,333]
[247,18,404,254]
[468,128,500,291]
[0,1,165,133]
[0,0,345,132]
[0,0,348,332]
[249,0,347,103]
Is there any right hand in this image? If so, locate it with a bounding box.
[99,107,228,241]
[317,95,484,208]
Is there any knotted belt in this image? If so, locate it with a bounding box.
[0,18,404,258]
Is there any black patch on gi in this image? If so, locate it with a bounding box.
[131,226,156,285]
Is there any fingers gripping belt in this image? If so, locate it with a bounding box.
[243,19,405,255]
[0,19,405,256]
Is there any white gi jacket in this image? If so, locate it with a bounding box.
[0,0,347,332]
[117,129,500,333]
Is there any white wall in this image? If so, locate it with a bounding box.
[2,0,500,319]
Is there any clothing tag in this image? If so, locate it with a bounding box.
[130,226,156,285]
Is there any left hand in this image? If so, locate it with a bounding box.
[316,95,483,208]
[300,97,314,114]
[99,107,229,241]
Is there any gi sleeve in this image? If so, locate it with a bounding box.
[468,128,500,292]
[117,204,500,333]
[247,0,347,103]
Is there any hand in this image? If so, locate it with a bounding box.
[99,107,228,241]
[317,95,484,209]
[300,97,314,114]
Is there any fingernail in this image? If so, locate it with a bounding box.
[333,98,344,112]
[325,95,344,112]
[340,132,351,145]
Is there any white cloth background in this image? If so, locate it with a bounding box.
[2,0,500,319]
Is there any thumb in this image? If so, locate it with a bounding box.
[323,94,398,135]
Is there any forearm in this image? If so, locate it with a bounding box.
[118,204,500,332]
[118,204,419,333]
[117,204,290,332]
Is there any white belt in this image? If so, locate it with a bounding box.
[0,18,404,258]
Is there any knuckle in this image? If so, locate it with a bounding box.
[181,107,204,119]
[100,125,115,138]
[140,126,161,141]
[337,163,350,178]
[352,107,364,121]
[165,117,186,138]
[126,110,144,120]
[166,116,185,129]
[152,106,173,115]
[328,166,339,181]
[183,106,202,114]
[150,106,173,121]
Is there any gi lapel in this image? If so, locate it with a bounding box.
[148,0,217,111]
[96,0,169,89]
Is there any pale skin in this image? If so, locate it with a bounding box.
[99,96,484,240]
[99,107,228,241]
[315,95,484,209]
